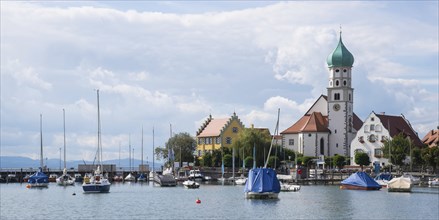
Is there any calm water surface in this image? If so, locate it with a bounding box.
[1,182,438,219]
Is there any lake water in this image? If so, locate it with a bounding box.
[1,182,438,219]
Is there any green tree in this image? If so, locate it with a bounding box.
[223,154,233,167]
[154,146,169,166]
[421,147,439,174]
[355,152,370,171]
[382,133,410,167]
[201,152,213,167]
[244,156,253,168]
[164,132,196,166]
[267,156,280,168]
[302,156,315,167]
[411,147,423,169]
[231,127,272,167]
[212,149,223,167]
[333,155,346,169]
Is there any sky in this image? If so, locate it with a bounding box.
[1,1,438,163]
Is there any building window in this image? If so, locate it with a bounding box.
[198,138,202,144]
[335,69,340,72]
[335,129,337,134]
[358,136,364,143]
[334,93,340,100]
[336,143,339,148]
[343,80,347,86]
[371,117,374,121]
[232,127,238,133]
[374,148,383,158]
[368,134,377,142]
[207,137,212,144]
[308,133,312,137]
[226,137,232,144]
[349,93,351,101]
[289,139,294,146]
[320,138,324,155]
[336,80,340,86]
[216,137,221,144]
[355,149,364,154]
[364,125,369,133]
[343,69,347,72]
[370,124,375,131]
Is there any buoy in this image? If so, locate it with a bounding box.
[196,198,201,204]
[72,192,76,196]
[26,184,31,188]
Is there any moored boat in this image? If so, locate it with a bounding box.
[340,172,381,190]
[402,173,420,185]
[182,180,200,189]
[124,173,136,182]
[374,172,393,188]
[388,176,412,192]
[428,178,439,187]
[56,109,75,186]
[244,168,280,199]
[28,114,49,188]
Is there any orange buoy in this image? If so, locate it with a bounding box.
[26,184,31,188]
[196,198,201,204]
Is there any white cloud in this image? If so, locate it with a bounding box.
[1,1,437,162]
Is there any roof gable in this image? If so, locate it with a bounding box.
[281,112,330,134]
[197,113,245,138]
[375,113,424,147]
[421,129,438,148]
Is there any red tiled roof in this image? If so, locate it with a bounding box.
[281,112,330,134]
[422,129,439,148]
[376,114,424,148]
[197,118,229,137]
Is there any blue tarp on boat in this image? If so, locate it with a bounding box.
[28,168,49,184]
[375,172,393,181]
[341,172,381,189]
[244,168,280,193]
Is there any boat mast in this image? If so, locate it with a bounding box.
[152,126,155,174]
[129,134,131,172]
[141,126,144,167]
[63,109,66,169]
[97,89,102,167]
[40,114,44,169]
[264,108,280,168]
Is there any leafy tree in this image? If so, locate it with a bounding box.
[411,147,423,169]
[333,155,346,169]
[421,147,439,174]
[267,156,280,168]
[223,154,233,167]
[382,133,410,167]
[355,152,370,171]
[244,156,253,168]
[302,156,315,167]
[164,132,196,166]
[201,152,213,167]
[154,146,169,166]
[231,127,272,167]
[212,149,223,167]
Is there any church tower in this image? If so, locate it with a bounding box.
[326,32,355,157]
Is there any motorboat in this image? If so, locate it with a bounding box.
[340,172,381,190]
[280,182,301,192]
[124,173,136,182]
[56,168,75,186]
[388,176,412,192]
[428,177,439,187]
[6,174,18,183]
[182,180,200,189]
[374,173,393,188]
[235,177,247,185]
[188,169,204,181]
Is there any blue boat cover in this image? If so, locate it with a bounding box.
[341,172,381,189]
[28,168,49,184]
[244,168,280,193]
[375,173,393,181]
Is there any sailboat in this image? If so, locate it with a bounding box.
[244,109,281,199]
[124,135,136,182]
[27,114,49,188]
[82,90,111,193]
[56,109,75,186]
[137,127,147,182]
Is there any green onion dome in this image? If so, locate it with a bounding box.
[327,35,354,67]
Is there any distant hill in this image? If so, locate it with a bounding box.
[0,156,162,169]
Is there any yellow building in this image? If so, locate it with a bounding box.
[196,112,245,156]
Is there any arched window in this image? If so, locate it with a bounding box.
[336,80,340,86]
[320,138,324,155]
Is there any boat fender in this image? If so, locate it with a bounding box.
[196,198,201,204]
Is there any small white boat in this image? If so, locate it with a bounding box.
[188,169,204,181]
[235,177,247,185]
[182,180,200,189]
[56,168,75,186]
[428,178,439,187]
[374,173,393,188]
[48,174,58,182]
[280,182,301,192]
[124,173,136,182]
[388,176,412,192]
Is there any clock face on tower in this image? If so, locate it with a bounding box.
[333,104,340,111]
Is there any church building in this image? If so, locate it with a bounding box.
[281,33,363,157]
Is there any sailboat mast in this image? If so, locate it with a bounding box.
[63,109,66,169]
[141,126,144,166]
[129,134,131,172]
[152,126,155,173]
[264,108,280,168]
[97,89,102,166]
[40,114,44,169]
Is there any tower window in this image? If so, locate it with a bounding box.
[335,80,339,86]
[329,81,333,86]
[343,80,347,86]
[349,94,351,101]
[335,69,340,73]
[343,69,347,72]
[334,93,340,100]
